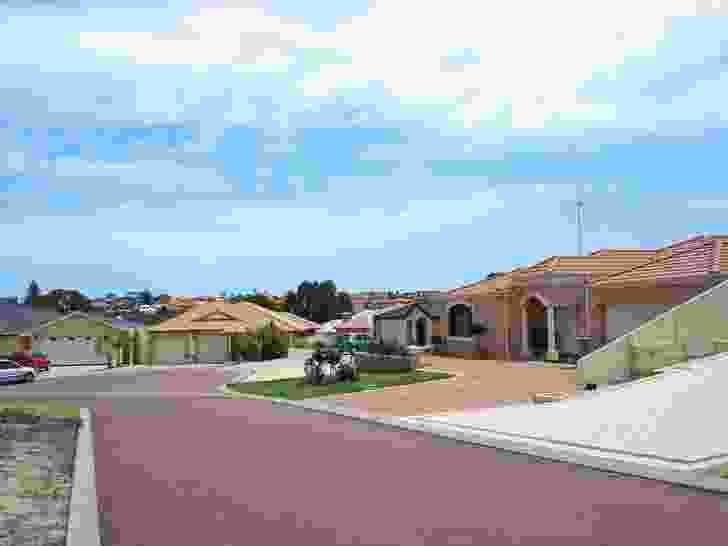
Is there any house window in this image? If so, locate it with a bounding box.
[449,304,472,337]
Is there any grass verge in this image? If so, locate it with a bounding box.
[0,400,81,419]
[719,463,728,479]
[15,463,67,498]
[227,369,453,400]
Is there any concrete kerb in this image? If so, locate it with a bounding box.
[66,407,101,546]
[219,384,728,495]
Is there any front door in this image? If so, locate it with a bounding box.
[416,318,427,346]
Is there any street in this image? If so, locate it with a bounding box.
[2,364,728,545]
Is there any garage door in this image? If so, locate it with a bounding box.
[36,336,106,365]
[197,335,227,362]
[155,336,187,364]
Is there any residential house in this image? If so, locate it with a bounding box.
[148,301,307,363]
[450,234,728,362]
[272,312,320,335]
[373,302,440,347]
[0,305,127,364]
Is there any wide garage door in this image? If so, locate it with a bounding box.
[36,336,106,365]
[606,304,674,342]
[197,335,227,362]
[155,336,187,364]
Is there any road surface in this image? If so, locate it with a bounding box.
[3,364,727,545]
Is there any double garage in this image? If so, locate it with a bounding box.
[153,334,229,364]
[21,313,123,365]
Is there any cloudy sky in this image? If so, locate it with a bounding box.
[2,1,728,298]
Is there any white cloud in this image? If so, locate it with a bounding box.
[686,198,728,209]
[50,157,235,194]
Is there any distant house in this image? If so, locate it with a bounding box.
[373,303,440,347]
[0,305,127,364]
[148,301,307,363]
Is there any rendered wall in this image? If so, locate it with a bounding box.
[578,279,728,385]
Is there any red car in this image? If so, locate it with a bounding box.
[2,352,50,373]
[31,352,51,373]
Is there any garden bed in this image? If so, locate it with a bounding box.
[0,401,82,546]
[226,369,453,400]
[353,352,417,372]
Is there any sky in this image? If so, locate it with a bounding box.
[2,1,728,298]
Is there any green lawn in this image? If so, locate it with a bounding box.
[227,369,453,400]
[0,400,81,419]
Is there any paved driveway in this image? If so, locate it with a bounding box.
[327,355,578,417]
[94,396,728,546]
[415,353,728,470]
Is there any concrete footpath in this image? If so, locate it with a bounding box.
[224,352,728,494]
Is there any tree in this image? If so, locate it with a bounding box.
[140,289,153,306]
[32,288,90,312]
[231,293,286,312]
[288,280,348,323]
[25,280,40,305]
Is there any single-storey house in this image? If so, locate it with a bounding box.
[373,302,440,347]
[148,301,307,364]
[272,312,320,335]
[449,234,728,361]
[0,305,128,364]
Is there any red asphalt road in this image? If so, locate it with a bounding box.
[94,369,728,546]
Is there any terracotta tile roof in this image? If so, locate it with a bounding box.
[458,249,658,299]
[150,302,305,335]
[273,312,320,331]
[593,235,728,287]
[520,252,658,277]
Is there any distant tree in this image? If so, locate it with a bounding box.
[288,280,347,323]
[140,289,153,306]
[232,293,286,313]
[24,280,40,305]
[284,289,298,314]
[32,288,90,313]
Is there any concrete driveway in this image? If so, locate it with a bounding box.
[411,352,728,471]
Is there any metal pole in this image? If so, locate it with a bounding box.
[576,200,584,256]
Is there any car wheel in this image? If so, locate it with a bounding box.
[25,373,35,383]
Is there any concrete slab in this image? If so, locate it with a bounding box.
[410,352,728,470]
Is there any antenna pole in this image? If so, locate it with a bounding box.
[577,200,584,256]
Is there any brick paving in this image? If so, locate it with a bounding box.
[93,396,728,546]
[324,355,578,417]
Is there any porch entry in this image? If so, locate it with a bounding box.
[521,295,559,360]
[416,317,427,346]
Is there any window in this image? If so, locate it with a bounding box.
[406,319,414,344]
[449,304,472,337]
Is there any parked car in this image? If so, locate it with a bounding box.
[1,352,49,374]
[31,352,51,373]
[0,359,36,384]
